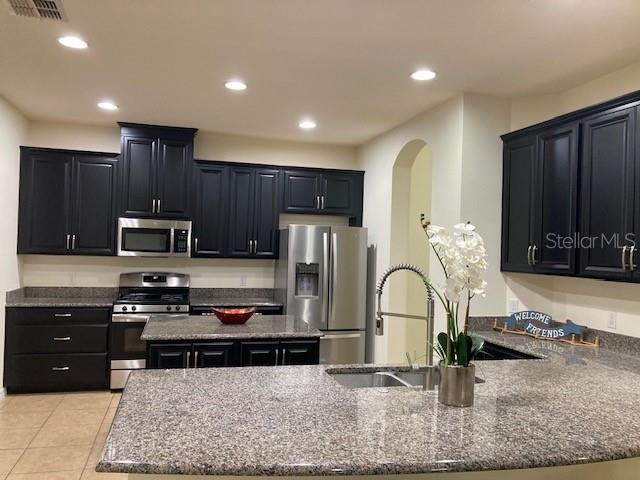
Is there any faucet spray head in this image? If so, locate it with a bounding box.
[375,314,384,336]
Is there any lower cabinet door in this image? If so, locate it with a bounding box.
[193,342,235,368]
[240,341,279,366]
[280,340,320,365]
[148,344,191,369]
[8,353,107,393]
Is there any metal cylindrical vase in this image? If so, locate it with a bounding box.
[438,364,475,407]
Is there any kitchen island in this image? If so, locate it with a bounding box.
[142,314,323,369]
[98,331,640,479]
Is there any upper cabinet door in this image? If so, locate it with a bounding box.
[18,150,73,254]
[252,168,280,258]
[70,155,119,255]
[156,139,192,218]
[192,163,228,257]
[320,172,356,214]
[227,167,255,257]
[120,136,157,217]
[532,124,578,275]
[579,107,636,280]
[501,135,537,272]
[283,170,322,212]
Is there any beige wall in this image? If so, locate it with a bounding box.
[25,120,357,169]
[20,121,356,288]
[0,97,27,383]
[506,60,640,336]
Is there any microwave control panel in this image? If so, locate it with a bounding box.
[174,229,189,253]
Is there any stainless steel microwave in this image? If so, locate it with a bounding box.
[117,218,191,257]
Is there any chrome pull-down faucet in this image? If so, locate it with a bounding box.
[375,264,437,390]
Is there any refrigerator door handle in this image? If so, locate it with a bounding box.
[322,231,330,327]
[320,333,362,340]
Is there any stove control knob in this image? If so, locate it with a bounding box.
[175,305,181,311]
[122,306,128,312]
[131,306,137,312]
[166,306,172,311]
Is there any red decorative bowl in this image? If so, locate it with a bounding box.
[212,307,256,324]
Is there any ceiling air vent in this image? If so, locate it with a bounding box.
[5,0,67,21]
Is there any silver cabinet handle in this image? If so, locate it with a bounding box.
[282,348,286,365]
[186,351,191,368]
[53,337,71,341]
[71,234,76,250]
[194,237,199,253]
[253,239,258,254]
[66,234,71,250]
[54,313,71,318]
[249,240,253,254]
[152,199,156,213]
[527,245,532,265]
[532,245,538,265]
[275,348,279,366]
[622,246,628,270]
[51,366,69,371]
[157,198,161,213]
[321,196,325,210]
[316,196,320,209]
[630,246,636,271]
[194,351,199,368]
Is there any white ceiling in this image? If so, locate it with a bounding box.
[1,0,640,145]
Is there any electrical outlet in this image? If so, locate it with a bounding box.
[607,312,617,330]
[508,299,519,314]
[240,276,248,287]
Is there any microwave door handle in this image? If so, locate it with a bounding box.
[170,227,175,255]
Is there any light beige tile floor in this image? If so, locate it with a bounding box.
[0,391,126,479]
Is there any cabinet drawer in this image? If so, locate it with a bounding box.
[6,308,110,325]
[12,325,108,354]
[8,353,107,393]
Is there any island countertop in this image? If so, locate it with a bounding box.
[98,331,640,477]
[140,314,323,341]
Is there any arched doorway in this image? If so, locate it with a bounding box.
[386,139,433,363]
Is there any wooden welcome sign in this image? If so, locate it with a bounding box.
[494,310,599,348]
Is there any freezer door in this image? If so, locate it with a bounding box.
[285,225,331,330]
[319,331,365,364]
[328,226,367,330]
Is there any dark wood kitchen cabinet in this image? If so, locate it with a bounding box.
[192,162,228,257]
[502,124,578,275]
[227,166,280,258]
[501,90,640,283]
[18,147,119,255]
[119,123,197,219]
[3,307,110,393]
[578,106,636,280]
[147,337,319,369]
[239,339,319,366]
[283,169,364,225]
[147,343,191,369]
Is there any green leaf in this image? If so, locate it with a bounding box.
[438,332,448,358]
[456,333,469,367]
[470,335,485,360]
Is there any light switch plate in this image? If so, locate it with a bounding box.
[607,312,617,330]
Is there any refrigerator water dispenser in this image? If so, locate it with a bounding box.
[295,263,319,297]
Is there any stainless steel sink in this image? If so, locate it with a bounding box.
[330,371,426,388]
[329,370,485,389]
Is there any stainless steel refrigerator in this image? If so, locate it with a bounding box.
[275,225,368,364]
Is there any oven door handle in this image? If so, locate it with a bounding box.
[111,314,152,323]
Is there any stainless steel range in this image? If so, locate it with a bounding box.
[110,272,190,389]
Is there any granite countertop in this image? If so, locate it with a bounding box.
[98,329,640,476]
[5,287,117,307]
[141,314,323,341]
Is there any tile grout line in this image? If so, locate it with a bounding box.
[7,394,63,476]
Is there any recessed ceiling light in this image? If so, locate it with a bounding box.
[298,119,316,130]
[97,101,119,111]
[225,80,247,91]
[410,69,436,81]
[57,36,88,49]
